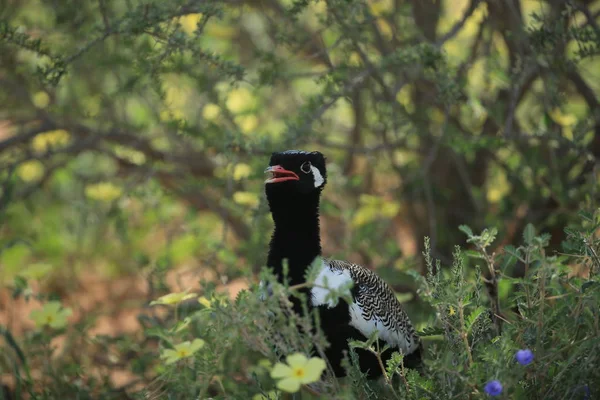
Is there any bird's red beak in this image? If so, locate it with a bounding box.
[265,165,299,184]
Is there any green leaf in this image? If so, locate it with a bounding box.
[563,227,579,238]
[1,325,27,366]
[578,210,594,222]
[464,250,485,259]
[465,306,486,333]
[145,327,172,342]
[417,327,444,337]
[481,227,498,247]
[503,245,522,260]
[395,292,414,303]
[498,279,514,300]
[386,351,404,376]
[499,253,518,273]
[459,225,473,237]
[364,331,379,349]
[523,223,535,245]
[349,340,368,349]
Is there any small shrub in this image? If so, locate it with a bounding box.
[1,212,599,399]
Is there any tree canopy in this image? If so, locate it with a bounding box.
[1,0,599,275]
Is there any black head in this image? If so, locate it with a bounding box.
[264,150,327,197]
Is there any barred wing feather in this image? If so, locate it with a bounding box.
[324,259,420,355]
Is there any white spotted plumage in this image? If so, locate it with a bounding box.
[311,259,420,355]
[311,260,353,307]
[280,150,308,155]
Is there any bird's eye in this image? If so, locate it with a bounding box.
[300,161,312,174]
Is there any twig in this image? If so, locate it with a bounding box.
[457,299,474,368]
[314,137,409,155]
[568,1,600,38]
[478,243,503,334]
[436,0,482,46]
[0,120,56,153]
[302,384,322,397]
[294,68,374,136]
[503,64,538,138]
[369,339,401,399]
[397,356,411,394]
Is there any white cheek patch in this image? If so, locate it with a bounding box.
[311,262,353,307]
[310,165,324,188]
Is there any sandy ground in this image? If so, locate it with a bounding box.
[0,266,248,395]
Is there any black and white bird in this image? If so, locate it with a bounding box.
[263,150,422,378]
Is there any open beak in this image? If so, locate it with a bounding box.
[264,165,299,184]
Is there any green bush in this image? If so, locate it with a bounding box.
[2,210,598,399]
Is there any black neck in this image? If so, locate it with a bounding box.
[267,191,322,285]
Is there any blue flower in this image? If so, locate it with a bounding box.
[582,384,591,400]
[484,380,503,396]
[515,349,534,365]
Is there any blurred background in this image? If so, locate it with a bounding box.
[1,0,599,390]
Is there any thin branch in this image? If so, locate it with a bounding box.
[314,138,409,154]
[569,0,600,38]
[436,0,482,46]
[0,120,55,153]
[503,64,539,138]
[294,68,374,136]
[567,68,600,112]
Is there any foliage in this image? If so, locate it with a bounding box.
[2,215,599,399]
[1,0,600,398]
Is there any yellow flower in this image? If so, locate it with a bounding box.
[236,114,259,134]
[376,18,393,40]
[549,107,577,127]
[233,191,259,208]
[161,339,205,364]
[198,295,228,309]
[150,291,198,306]
[32,91,50,108]
[449,306,456,316]
[198,296,212,308]
[114,146,146,165]
[369,0,392,17]
[348,52,362,66]
[226,87,254,114]
[17,161,44,182]
[82,96,101,117]
[270,353,326,393]
[179,13,203,35]
[30,301,72,329]
[85,182,122,202]
[202,103,221,121]
[233,163,252,181]
[351,195,400,228]
[32,130,70,153]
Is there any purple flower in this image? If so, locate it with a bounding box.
[484,380,503,396]
[583,384,591,400]
[515,349,534,365]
